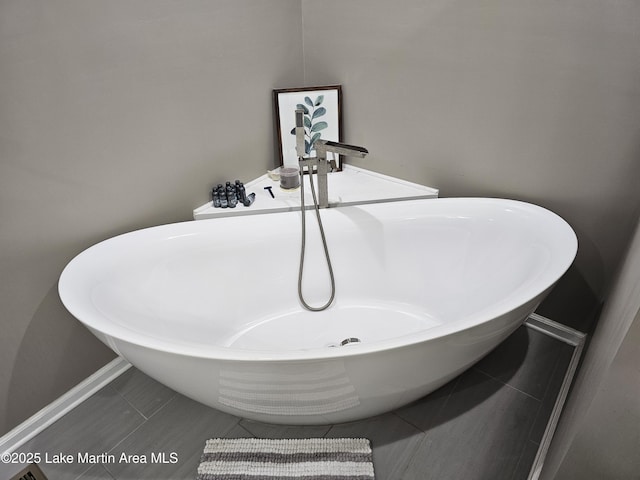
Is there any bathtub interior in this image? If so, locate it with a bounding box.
[60,198,577,358]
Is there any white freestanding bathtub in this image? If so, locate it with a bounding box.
[59,198,577,425]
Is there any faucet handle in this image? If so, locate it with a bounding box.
[295,109,306,158]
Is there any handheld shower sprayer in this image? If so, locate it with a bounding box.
[294,109,369,312]
[295,109,306,159]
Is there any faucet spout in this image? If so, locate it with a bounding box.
[312,139,368,208]
[315,140,368,159]
[294,109,368,208]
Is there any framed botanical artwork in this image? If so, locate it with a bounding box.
[273,85,343,169]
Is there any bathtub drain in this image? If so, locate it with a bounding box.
[340,337,361,346]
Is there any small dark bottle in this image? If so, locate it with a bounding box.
[212,190,221,208]
[243,192,256,206]
[237,184,246,204]
[228,191,238,208]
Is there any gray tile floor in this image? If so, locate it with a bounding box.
[11,322,575,480]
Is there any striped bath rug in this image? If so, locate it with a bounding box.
[196,437,375,479]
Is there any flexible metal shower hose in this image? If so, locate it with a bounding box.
[297,166,336,311]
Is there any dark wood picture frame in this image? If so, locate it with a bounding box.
[273,85,343,170]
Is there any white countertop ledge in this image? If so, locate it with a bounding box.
[193,165,438,220]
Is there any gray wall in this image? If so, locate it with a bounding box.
[542,217,640,479]
[0,0,303,435]
[302,0,640,300]
[553,307,640,479]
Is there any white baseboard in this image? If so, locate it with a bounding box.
[0,357,131,455]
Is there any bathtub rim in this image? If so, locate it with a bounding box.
[58,197,578,362]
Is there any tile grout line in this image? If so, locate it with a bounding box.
[393,431,431,480]
[525,345,572,448]
[508,364,561,480]
[230,423,255,439]
[393,374,463,434]
[98,395,181,478]
[96,391,184,477]
[473,367,543,403]
[496,315,587,480]
[391,375,463,479]
[379,419,426,480]
[110,386,152,422]
[75,463,116,480]
[99,395,243,478]
[473,315,581,403]
[510,441,537,480]
[527,330,586,480]
[73,459,96,480]
[94,377,183,477]
[475,314,586,401]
